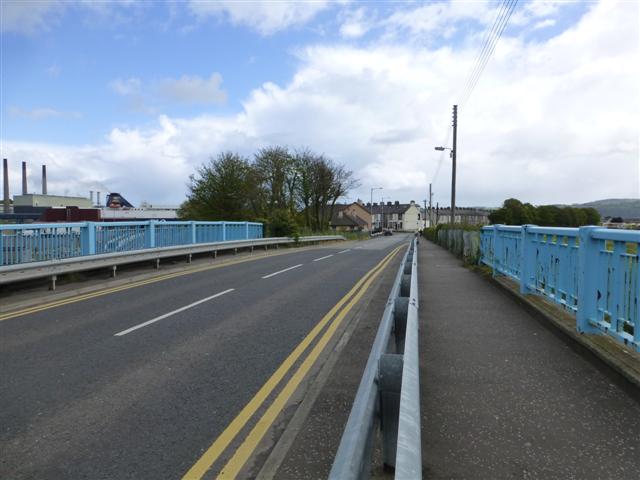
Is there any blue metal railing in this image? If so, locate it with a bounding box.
[0,221,263,267]
[481,225,639,351]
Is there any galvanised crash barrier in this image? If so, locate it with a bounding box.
[0,221,263,266]
[481,225,639,352]
[330,238,421,479]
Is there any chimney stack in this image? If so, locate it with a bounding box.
[90,190,94,204]
[42,165,47,195]
[3,158,9,213]
[22,161,28,195]
[97,191,101,206]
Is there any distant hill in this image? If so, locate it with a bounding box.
[567,198,640,220]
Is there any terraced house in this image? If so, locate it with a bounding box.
[366,201,422,232]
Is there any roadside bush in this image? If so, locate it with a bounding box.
[267,210,299,239]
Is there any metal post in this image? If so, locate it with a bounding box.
[81,222,97,256]
[21,161,27,194]
[191,221,197,244]
[577,226,599,334]
[148,221,156,249]
[451,105,457,225]
[520,225,533,294]
[492,225,500,276]
[379,353,403,468]
[245,221,249,240]
[42,165,47,195]
[2,158,9,214]
[428,183,433,228]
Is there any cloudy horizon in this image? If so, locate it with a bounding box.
[1,0,638,208]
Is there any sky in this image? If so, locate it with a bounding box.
[1,0,638,208]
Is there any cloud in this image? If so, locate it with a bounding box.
[532,18,556,30]
[47,65,62,77]
[3,1,638,208]
[110,77,142,96]
[339,8,371,39]
[0,0,140,35]
[188,0,330,35]
[385,1,496,39]
[0,0,64,34]
[159,73,227,105]
[8,107,82,120]
[108,73,226,110]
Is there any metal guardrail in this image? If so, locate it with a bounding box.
[0,221,264,266]
[480,225,639,352]
[330,237,421,479]
[0,235,345,288]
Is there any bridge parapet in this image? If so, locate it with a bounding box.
[481,225,639,351]
[0,220,264,266]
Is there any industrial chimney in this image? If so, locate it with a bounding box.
[22,161,28,195]
[97,191,101,206]
[90,190,94,205]
[2,158,9,213]
[41,165,47,195]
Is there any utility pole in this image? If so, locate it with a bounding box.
[423,199,427,229]
[428,183,433,228]
[451,104,458,225]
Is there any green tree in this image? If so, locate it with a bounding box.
[489,200,602,227]
[583,207,600,225]
[179,152,256,221]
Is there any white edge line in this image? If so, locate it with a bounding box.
[261,264,303,279]
[313,254,334,262]
[114,288,235,336]
[337,249,351,254]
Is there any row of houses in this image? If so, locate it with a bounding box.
[330,200,490,232]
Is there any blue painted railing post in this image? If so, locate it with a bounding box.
[148,221,156,249]
[81,222,96,255]
[0,230,4,266]
[492,225,501,277]
[191,221,197,244]
[245,222,249,239]
[520,225,534,294]
[222,222,226,242]
[576,226,600,334]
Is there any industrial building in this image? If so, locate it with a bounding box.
[2,159,178,223]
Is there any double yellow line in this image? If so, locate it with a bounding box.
[0,251,298,322]
[183,245,403,480]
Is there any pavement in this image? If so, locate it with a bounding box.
[419,240,640,479]
[0,234,409,480]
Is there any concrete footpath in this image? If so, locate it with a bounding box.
[420,240,640,479]
[259,240,640,479]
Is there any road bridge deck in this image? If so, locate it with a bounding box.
[1,236,638,479]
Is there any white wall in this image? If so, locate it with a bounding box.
[402,204,422,231]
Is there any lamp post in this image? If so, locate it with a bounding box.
[435,104,458,225]
[370,187,382,231]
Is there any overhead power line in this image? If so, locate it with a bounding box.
[459,0,519,109]
[459,0,511,103]
[431,124,452,184]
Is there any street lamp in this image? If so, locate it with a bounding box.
[370,187,382,230]
[435,104,458,226]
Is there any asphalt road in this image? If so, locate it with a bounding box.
[0,235,409,480]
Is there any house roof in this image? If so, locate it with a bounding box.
[330,203,369,227]
[366,202,418,215]
[431,207,490,216]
